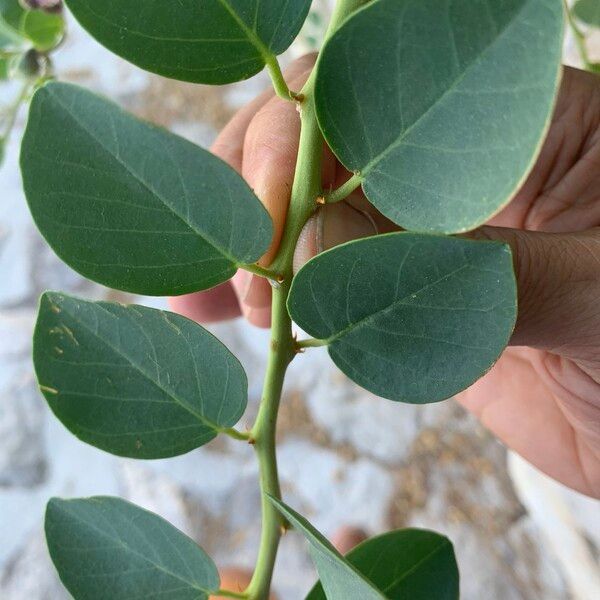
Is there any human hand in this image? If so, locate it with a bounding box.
[170,61,600,498]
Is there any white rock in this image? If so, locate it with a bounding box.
[0,312,46,488]
[0,529,67,600]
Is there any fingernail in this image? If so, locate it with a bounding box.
[294,213,322,273]
[322,199,379,249]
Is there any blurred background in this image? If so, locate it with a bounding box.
[1,1,599,598]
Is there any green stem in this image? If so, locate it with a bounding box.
[220,426,252,441]
[1,79,31,141]
[211,590,248,599]
[244,3,369,599]
[240,262,283,282]
[324,172,363,204]
[266,55,302,102]
[296,337,328,349]
[244,282,294,600]
[563,0,593,69]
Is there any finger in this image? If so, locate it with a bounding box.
[169,80,274,321]
[170,55,317,324]
[168,283,240,323]
[470,226,600,364]
[293,191,398,273]
[331,526,368,555]
[456,347,600,497]
[233,56,332,327]
[212,53,318,173]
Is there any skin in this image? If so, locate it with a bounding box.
[171,59,600,499]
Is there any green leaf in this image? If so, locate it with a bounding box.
[315,0,563,234]
[574,0,600,26]
[46,496,220,599]
[306,529,459,600]
[34,292,248,458]
[288,233,517,404]
[0,0,25,49]
[0,56,8,78]
[21,9,64,51]
[268,496,386,599]
[0,19,23,49]
[21,82,273,295]
[64,0,312,84]
[0,0,25,31]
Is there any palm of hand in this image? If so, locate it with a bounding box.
[457,67,600,497]
[171,63,600,497]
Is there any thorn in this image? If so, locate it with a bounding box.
[50,304,60,314]
[280,520,291,534]
[316,195,326,205]
[53,346,63,355]
[248,437,256,445]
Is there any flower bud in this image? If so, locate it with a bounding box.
[16,48,47,78]
[19,0,63,13]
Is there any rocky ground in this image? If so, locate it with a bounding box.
[1,6,599,599]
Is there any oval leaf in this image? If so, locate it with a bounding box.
[574,0,600,26]
[64,0,312,84]
[268,496,386,599]
[306,529,459,600]
[21,82,272,295]
[34,292,248,458]
[0,57,8,78]
[0,0,25,31]
[315,0,563,233]
[0,16,24,49]
[46,496,220,599]
[288,233,517,404]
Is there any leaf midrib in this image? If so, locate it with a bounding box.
[41,85,240,266]
[49,298,225,435]
[51,501,214,595]
[380,539,452,594]
[216,0,273,61]
[359,0,533,177]
[323,263,472,345]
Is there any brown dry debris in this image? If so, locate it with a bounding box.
[276,390,359,462]
[388,407,525,533]
[132,77,235,131]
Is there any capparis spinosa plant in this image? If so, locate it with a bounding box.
[0,0,64,165]
[18,0,567,598]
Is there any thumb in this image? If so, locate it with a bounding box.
[293,193,397,272]
[470,226,600,362]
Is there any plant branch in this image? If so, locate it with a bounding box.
[266,55,302,102]
[240,262,284,282]
[220,426,252,441]
[323,172,363,204]
[563,0,593,69]
[296,337,328,349]
[244,281,294,600]
[1,79,31,141]
[244,3,368,598]
[211,589,248,599]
